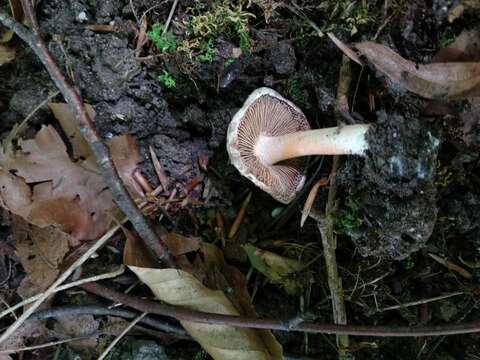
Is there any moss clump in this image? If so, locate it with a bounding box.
[158,70,176,89]
[146,24,177,53]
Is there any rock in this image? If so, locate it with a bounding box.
[267,41,296,75]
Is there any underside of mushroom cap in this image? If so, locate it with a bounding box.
[227,87,310,204]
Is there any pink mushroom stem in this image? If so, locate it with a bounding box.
[255,124,370,165]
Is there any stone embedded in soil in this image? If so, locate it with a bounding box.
[267,40,297,75]
[339,110,440,260]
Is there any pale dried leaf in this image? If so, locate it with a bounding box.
[327,33,363,65]
[124,236,282,360]
[13,216,71,290]
[0,44,15,66]
[128,267,282,360]
[242,244,305,294]
[355,41,480,99]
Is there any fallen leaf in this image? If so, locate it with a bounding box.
[48,102,94,160]
[108,134,144,198]
[432,28,480,63]
[124,235,283,360]
[13,215,71,290]
[0,44,15,66]
[448,0,480,22]
[49,102,144,198]
[0,125,114,240]
[354,41,480,99]
[0,120,144,240]
[301,177,329,227]
[163,232,201,256]
[0,320,46,355]
[54,315,100,350]
[242,244,305,295]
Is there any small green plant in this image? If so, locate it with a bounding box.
[147,24,177,53]
[287,75,311,110]
[225,57,235,67]
[403,257,415,271]
[435,161,453,188]
[196,39,215,63]
[158,70,176,88]
[334,196,363,234]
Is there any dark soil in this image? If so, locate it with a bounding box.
[1,0,480,359]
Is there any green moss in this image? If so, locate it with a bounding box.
[178,0,254,63]
[158,70,176,88]
[286,75,311,110]
[196,39,215,63]
[334,196,364,234]
[147,24,178,53]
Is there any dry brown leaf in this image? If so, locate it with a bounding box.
[432,28,480,63]
[108,134,144,198]
[124,235,283,360]
[301,177,329,227]
[49,102,144,198]
[0,320,46,355]
[48,102,94,160]
[0,120,144,240]
[12,215,71,290]
[0,44,15,66]
[0,125,114,240]
[355,41,480,99]
[54,315,100,350]
[163,232,201,256]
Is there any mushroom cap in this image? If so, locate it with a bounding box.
[227,87,310,204]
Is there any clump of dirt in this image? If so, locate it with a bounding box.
[338,108,440,259]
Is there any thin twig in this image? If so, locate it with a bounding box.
[0,1,175,267]
[30,305,187,336]
[163,0,179,35]
[379,292,464,312]
[0,334,99,354]
[80,282,480,337]
[98,312,147,360]
[0,265,125,320]
[0,224,120,344]
[316,55,352,359]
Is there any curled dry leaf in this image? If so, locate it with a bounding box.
[242,244,305,295]
[352,41,480,99]
[123,233,283,360]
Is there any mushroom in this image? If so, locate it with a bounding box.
[227,87,370,203]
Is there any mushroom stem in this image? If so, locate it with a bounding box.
[255,124,370,165]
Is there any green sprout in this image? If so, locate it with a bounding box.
[158,71,176,89]
[334,196,364,234]
[196,39,215,63]
[225,57,235,67]
[147,24,177,53]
